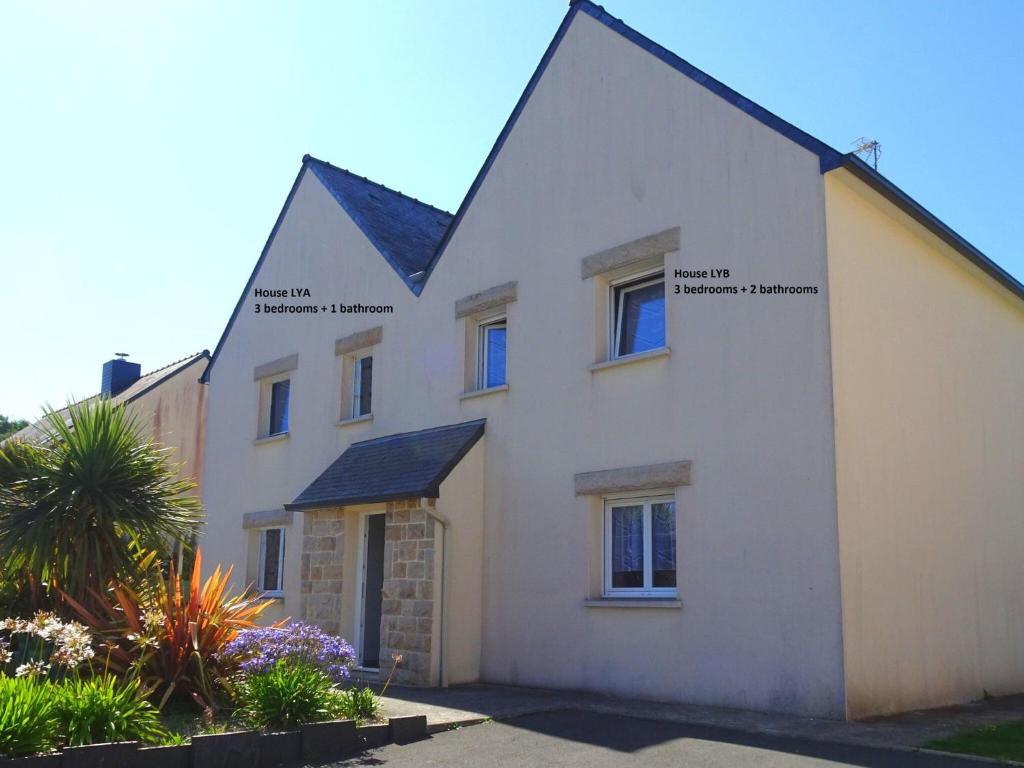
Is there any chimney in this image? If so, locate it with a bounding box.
[101,353,141,397]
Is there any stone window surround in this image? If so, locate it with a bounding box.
[574,460,692,496]
[580,227,680,280]
[580,228,678,365]
[454,281,517,320]
[242,509,294,529]
[335,326,383,357]
[456,282,517,395]
[335,326,382,422]
[253,353,298,382]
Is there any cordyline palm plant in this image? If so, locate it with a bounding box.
[0,398,202,606]
[63,549,278,709]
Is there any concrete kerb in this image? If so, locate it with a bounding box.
[0,715,432,768]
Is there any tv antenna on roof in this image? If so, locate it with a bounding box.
[115,352,130,359]
[852,137,881,171]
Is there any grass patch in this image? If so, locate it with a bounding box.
[925,721,1024,761]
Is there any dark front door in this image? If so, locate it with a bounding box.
[361,513,386,668]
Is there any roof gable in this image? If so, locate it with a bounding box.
[416,0,844,290]
[306,157,452,294]
[203,0,1022,384]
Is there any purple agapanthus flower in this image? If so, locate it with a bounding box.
[222,622,356,682]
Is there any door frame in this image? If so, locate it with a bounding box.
[354,509,387,669]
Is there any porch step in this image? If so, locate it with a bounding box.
[350,666,382,685]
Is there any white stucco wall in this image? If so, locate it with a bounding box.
[825,170,1024,718]
[202,11,846,716]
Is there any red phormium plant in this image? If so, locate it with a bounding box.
[62,548,281,709]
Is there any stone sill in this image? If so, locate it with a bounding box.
[253,432,289,446]
[459,384,509,401]
[583,598,682,609]
[337,413,373,428]
[590,347,670,373]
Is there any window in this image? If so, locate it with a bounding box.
[352,354,373,418]
[269,379,290,435]
[604,496,676,596]
[477,316,507,389]
[257,527,285,595]
[612,271,665,358]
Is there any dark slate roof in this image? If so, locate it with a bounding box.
[306,156,452,294]
[202,0,1023,384]
[6,351,209,445]
[286,419,485,510]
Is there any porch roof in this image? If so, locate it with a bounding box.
[285,419,485,510]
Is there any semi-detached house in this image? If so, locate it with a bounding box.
[199,1,1024,720]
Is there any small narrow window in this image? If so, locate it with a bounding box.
[269,380,290,435]
[258,527,285,595]
[612,272,665,358]
[352,354,373,418]
[477,317,507,389]
[604,496,676,597]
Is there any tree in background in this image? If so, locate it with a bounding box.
[0,415,29,442]
[0,399,203,609]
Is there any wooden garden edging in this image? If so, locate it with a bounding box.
[0,715,428,767]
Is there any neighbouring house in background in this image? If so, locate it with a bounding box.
[10,352,209,502]
[197,0,1024,720]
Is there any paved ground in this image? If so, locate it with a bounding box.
[379,683,1024,753]
[329,710,1000,767]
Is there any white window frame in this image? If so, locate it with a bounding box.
[610,268,666,360]
[351,352,373,419]
[476,314,507,389]
[257,527,286,597]
[603,494,676,598]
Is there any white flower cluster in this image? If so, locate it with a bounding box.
[0,611,96,677]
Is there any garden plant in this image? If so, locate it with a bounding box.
[0,399,374,757]
[0,399,202,611]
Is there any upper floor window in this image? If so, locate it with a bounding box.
[612,271,665,358]
[257,527,285,596]
[604,495,676,597]
[352,354,373,418]
[269,379,290,436]
[477,316,507,389]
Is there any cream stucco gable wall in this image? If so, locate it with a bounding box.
[201,168,424,620]
[419,11,846,716]
[825,169,1024,718]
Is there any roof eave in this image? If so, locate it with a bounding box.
[837,155,1024,303]
[201,161,311,384]
[284,487,441,512]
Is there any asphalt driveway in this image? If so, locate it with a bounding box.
[328,710,996,767]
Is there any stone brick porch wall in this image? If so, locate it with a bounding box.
[380,499,437,685]
[300,508,344,635]
[299,499,438,685]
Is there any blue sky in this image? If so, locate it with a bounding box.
[2,0,1021,420]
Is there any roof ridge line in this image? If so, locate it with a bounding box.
[133,349,210,380]
[303,154,453,217]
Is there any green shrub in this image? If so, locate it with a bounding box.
[54,675,168,746]
[233,662,343,730]
[336,685,381,723]
[0,675,61,757]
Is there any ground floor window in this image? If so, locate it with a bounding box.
[258,527,285,596]
[604,495,676,596]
